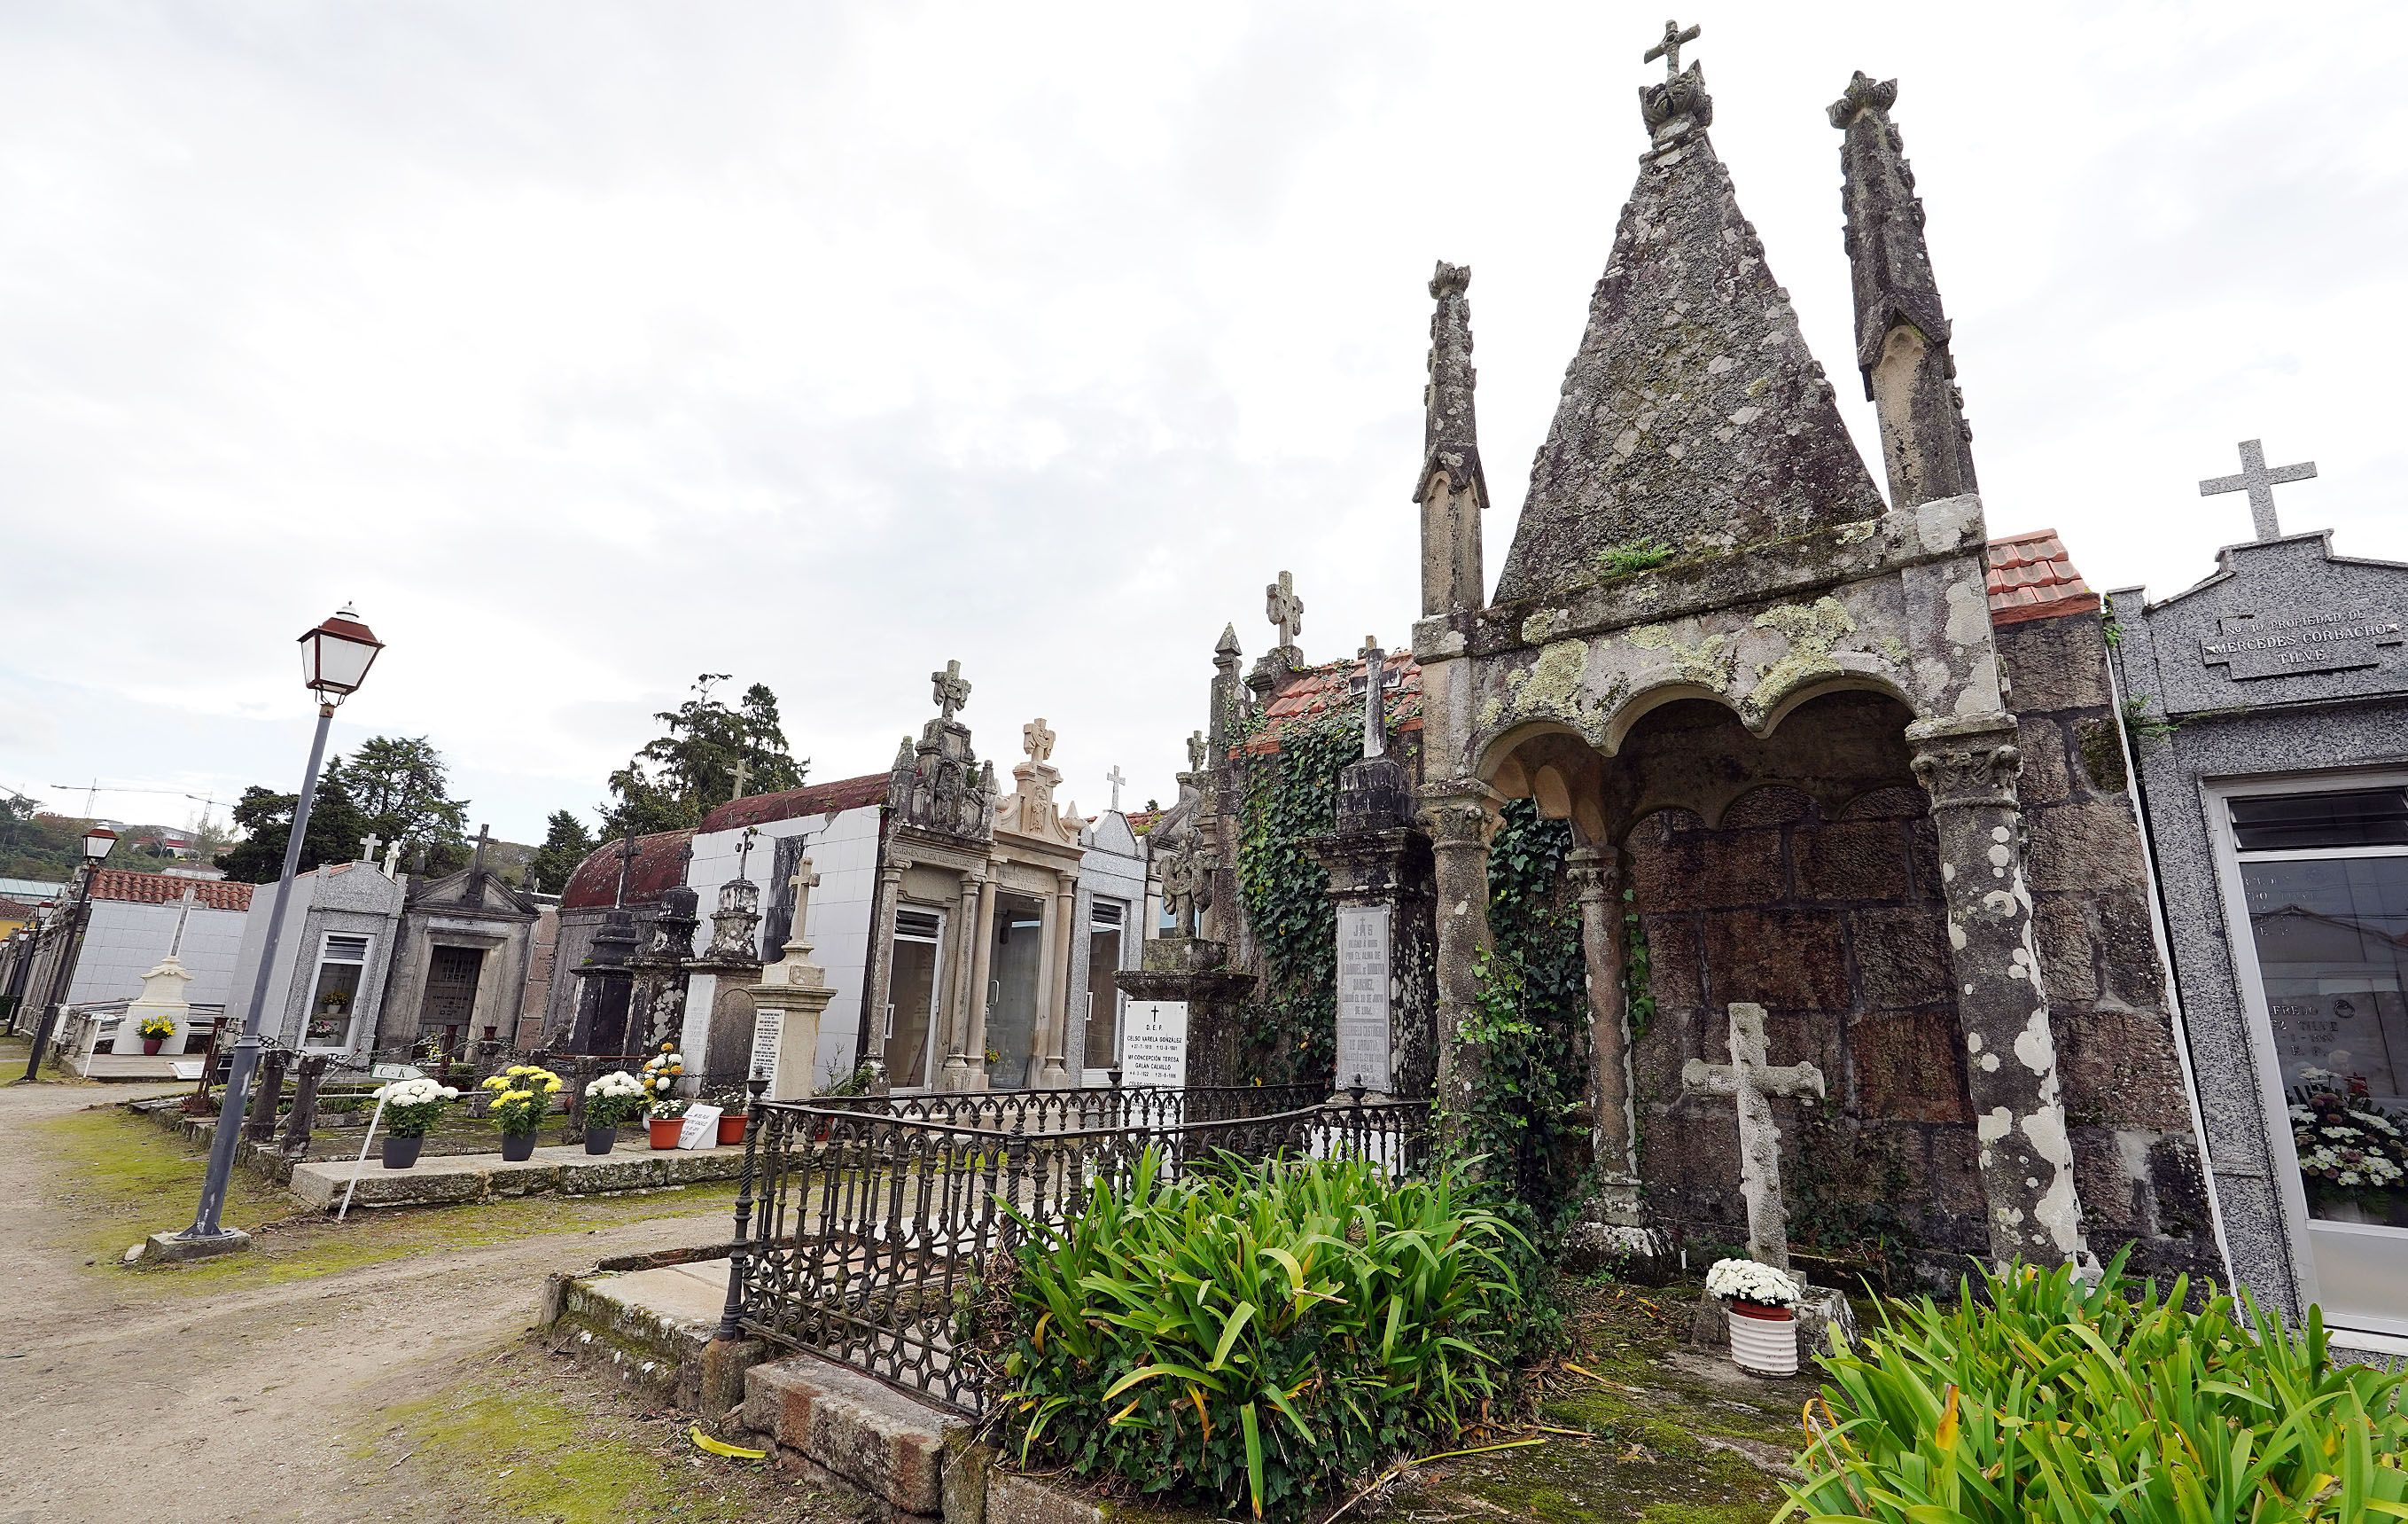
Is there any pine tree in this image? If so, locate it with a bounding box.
[599,674,809,834]
[526,809,597,895]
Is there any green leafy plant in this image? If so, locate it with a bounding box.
[1596,537,1678,581]
[1784,1251,2408,1522]
[991,1152,1524,1522]
[1234,707,1361,1085]
[136,1012,177,1040]
[2120,693,2179,747]
[478,1065,563,1137]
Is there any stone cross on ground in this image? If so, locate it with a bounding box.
[1354,637,1399,760]
[1266,570,1305,650]
[359,832,383,864]
[784,859,821,955]
[1680,1002,1826,1272]
[1105,765,1126,811]
[1023,717,1056,764]
[1645,18,1701,77]
[931,660,971,722]
[731,757,752,801]
[2200,438,2317,543]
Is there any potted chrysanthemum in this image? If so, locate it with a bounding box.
[1705,1257,1803,1376]
[480,1064,563,1162]
[136,1012,176,1055]
[640,1047,689,1149]
[582,1070,648,1154]
[373,1075,462,1169]
[711,1089,749,1146]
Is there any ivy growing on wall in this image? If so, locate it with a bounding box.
[1234,707,1361,1085]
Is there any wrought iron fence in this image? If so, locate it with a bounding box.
[721,1087,1432,1413]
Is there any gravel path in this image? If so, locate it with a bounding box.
[1,1082,755,1522]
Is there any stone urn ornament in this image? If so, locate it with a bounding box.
[1706,1258,1802,1376]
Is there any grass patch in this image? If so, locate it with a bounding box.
[35,1106,738,1284]
[1596,538,1679,581]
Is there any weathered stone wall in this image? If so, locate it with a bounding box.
[1996,611,2220,1283]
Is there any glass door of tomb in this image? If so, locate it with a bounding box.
[884,909,946,1091]
[985,895,1046,1090]
[1083,901,1126,1085]
[2218,778,2408,1341]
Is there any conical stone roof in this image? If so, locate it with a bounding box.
[1494,66,1886,606]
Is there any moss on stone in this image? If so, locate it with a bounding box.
[2074,716,2128,794]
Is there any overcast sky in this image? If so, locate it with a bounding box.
[4,2,2404,848]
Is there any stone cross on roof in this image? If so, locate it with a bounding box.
[1105,765,1126,811]
[1266,570,1305,650]
[1680,1002,1825,1272]
[931,659,971,722]
[1644,17,1701,78]
[611,823,638,910]
[2200,438,2318,543]
[1186,730,1207,774]
[359,832,383,864]
[731,757,752,801]
[1354,637,1399,760]
[1023,717,1056,765]
[733,825,758,883]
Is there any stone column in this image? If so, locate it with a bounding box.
[939,871,984,1088]
[1909,715,2093,1269]
[1036,875,1077,1087]
[859,859,906,1090]
[955,877,997,1091]
[1420,779,1498,1139]
[1568,847,1636,1176]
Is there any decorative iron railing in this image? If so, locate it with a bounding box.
[719,1087,1432,1413]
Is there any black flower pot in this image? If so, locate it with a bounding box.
[501,1131,538,1162]
[584,1124,617,1156]
[381,1133,425,1170]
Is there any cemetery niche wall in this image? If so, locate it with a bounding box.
[2109,440,2408,1351]
[1149,40,2219,1292]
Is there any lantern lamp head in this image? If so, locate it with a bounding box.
[299,603,384,702]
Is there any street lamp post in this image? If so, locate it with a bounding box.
[16,826,120,1082]
[161,605,383,1260]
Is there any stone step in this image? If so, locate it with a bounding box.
[284,1139,747,1209]
[744,1351,970,1520]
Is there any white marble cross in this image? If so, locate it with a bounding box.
[1680,1002,1825,1272]
[1354,637,1398,760]
[1105,765,1126,811]
[381,840,402,878]
[1265,570,1305,649]
[2199,438,2317,543]
[359,832,383,864]
[784,859,821,956]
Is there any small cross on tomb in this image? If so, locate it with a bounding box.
[1186,730,1207,774]
[1023,717,1056,765]
[784,858,822,953]
[1352,637,1399,760]
[1265,570,1305,650]
[467,824,490,885]
[611,823,639,909]
[734,825,758,882]
[931,659,971,722]
[1644,17,1701,79]
[730,757,752,801]
[359,832,384,864]
[1680,1002,1825,1272]
[2200,438,2318,543]
[1105,765,1126,811]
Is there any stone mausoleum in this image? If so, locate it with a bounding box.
[1157,35,2224,1292]
[2109,442,2408,1354]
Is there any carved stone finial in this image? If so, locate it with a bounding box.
[930,659,970,722]
[1642,18,1700,79]
[1266,570,1305,650]
[1215,622,1243,660]
[1022,717,1056,764]
[1827,68,1898,129]
[1186,730,1207,774]
[1428,261,1469,300]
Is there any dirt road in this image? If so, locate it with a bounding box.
[1,1082,823,1523]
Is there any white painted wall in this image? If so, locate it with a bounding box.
[677,804,881,1088]
[67,899,248,1008]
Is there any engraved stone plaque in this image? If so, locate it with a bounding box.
[1335,904,1393,1093]
[2200,604,2404,681]
[1122,1000,1189,1089]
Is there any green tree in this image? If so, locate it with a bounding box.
[345,735,471,871]
[214,764,370,883]
[599,675,808,834]
[526,809,596,895]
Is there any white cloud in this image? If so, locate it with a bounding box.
[4,1,2403,839]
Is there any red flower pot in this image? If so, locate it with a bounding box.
[716,1113,747,1146]
[141,1037,163,1056]
[648,1117,683,1150]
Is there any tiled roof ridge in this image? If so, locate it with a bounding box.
[86,870,255,911]
[1986,527,2099,627]
[697,770,892,834]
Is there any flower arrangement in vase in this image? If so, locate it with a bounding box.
[581,1070,649,1155]
[1705,1256,1802,1377]
[136,1012,176,1055]
[480,1065,564,1162]
[2288,1069,2408,1224]
[710,1089,750,1145]
[641,1046,689,1149]
[372,1075,461,1169]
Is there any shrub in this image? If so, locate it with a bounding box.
[991,1152,1523,1521]
[1784,1252,2408,1522]
[582,1070,648,1128]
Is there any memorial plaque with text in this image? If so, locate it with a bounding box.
[1122,1000,1189,1089]
[1335,904,1393,1093]
[2201,603,2404,682]
[748,1007,783,1091]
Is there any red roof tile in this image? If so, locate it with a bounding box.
[87,871,255,911]
[0,896,36,920]
[698,772,889,834]
[1243,653,1424,757]
[1125,809,1164,836]
[1986,528,2099,627]
[560,829,697,911]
